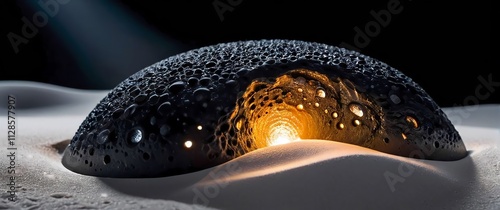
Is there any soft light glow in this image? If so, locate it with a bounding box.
[268,123,300,146]
[197,125,203,130]
[184,140,193,148]
[272,135,295,146]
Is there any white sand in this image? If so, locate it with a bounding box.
[0,81,499,210]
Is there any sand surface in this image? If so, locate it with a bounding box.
[1,81,499,210]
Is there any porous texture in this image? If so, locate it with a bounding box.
[62,39,467,178]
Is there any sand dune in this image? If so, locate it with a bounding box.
[0,81,498,209]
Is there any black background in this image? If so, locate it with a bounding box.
[0,0,494,107]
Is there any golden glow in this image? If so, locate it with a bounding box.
[337,123,345,129]
[271,135,294,146]
[236,119,243,131]
[249,103,306,148]
[268,123,300,146]
[239,70,341,151]
[317,89,326,98]
[349,103,364,117]
[405,116,419,128]
[184,140,193,148]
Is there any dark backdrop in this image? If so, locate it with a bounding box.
[0,0,494,107]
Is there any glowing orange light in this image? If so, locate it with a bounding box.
[268,123,300,146]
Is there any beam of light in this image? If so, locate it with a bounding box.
[22,1,187,89]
